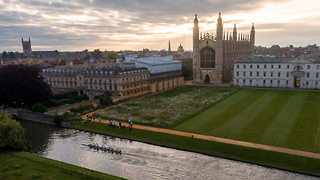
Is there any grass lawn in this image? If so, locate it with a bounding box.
[173,89,320,154]
[95,85,238,127]
[67,121,320,176]
[47,106,61,112]
[0,151,125,180]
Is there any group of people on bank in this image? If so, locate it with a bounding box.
[108,119,133,130]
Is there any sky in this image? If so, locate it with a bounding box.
[1,0,320,52]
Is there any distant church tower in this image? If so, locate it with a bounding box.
[168,40,171,53]
[22,38,33,56]
[192,13,255,84]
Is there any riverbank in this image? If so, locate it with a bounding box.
[0,151,125,180]
[67,121,320,177]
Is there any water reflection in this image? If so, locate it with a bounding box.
[19,120,319,180]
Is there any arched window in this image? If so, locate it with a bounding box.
[200,47,215,68]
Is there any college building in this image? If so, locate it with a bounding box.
[233,57,320,89]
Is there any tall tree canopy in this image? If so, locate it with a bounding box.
[271,45,281,49]
[2,51,8,58]
[0,65,52,108]
[92,49,102,59]
[106,51,118,59]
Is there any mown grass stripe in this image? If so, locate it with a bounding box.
[173,88,251,131]
[193,89,268,135]
[285,92,320,152]
[213,90,280,138]
[261,91,308,147]
[237,91,294,142]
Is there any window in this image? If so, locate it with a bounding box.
[243,65,246,69]
[250,72,252,77]
[109,79,111,83]
[278,72,281,77]
[263,80,266,84]
[278,80,280,84]
[200,47,215,68]
[237,79,239,83]
[316,81,318,86]
[95,79,97,83]
[237,65,239,69]
[286,81,288,85]
[278,65,281,69]
[264,65,266,69]
[115,85,117,91]
[79,77,81,81]
[271,80,273,84]
[287,65,290,69]
[307,73,310,78]
[109,85,112,90]
[256,72,259,77]
[250,65,252,69]
[271,65,273,69]
[243,72,246,76]
[271,72,273,77]
[317,73,319,78]
[62,77,64,81]
[317,65,319,70]
[243,79,245,83]
[257,65,259,69]
[307,65,310,69]
[286,73,289,77]
[250,79,252,83]
[237,72,239,76]
[114,79,117,83]
[306,81,309,85]
[263,72,266,77]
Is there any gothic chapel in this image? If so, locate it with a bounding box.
[193,13,255,84]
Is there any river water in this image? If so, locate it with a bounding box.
[20,120,319,180]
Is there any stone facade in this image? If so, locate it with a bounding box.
[193,13,255,84]
[234,57,320,89]
[22,38,32,56]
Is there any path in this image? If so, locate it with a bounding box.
[90,119,320,160]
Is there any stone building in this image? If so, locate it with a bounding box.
[22,38,33,56]
[193,13,255,84]
[42,67,151,100]
[233,57,320,89]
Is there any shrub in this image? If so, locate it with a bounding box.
[69,104,94,113]
[62,98,75,104]
[31,103,39,112]
[51,91,78,100]
[0,111,31,151]
[99,96,114,106]
[36,103,47,113]
[76,94,89,102]
[53,115,64,126]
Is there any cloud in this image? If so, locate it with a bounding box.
[0,0,319,52]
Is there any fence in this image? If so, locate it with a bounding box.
[10,152,121,180]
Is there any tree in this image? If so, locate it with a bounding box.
[14,52,23,58]
[31,65,42,73]
[2,51,8,58]
[53,115,64,126]
[92,49,102,59]
[8,52,15,58]
[143,48,150,52]
[309,44,319,49]
[289,45,294,49]
[0,65,52,108]
[32,103,47,113]
[182,66,192,78]
[54,50,59,55]
[106,51,118,59]
[0,111,31,151]
[271,45,281,49]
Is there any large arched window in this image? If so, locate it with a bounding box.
[200,47,215,68]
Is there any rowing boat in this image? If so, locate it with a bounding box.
[82,143,124,154]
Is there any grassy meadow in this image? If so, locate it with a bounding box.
[174,89,320,153]
[95,86,238,127]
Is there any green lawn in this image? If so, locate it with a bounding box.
[0,151,125,180]
[173,89,320,153]
[95,86,238,127]
[67,121,320,175]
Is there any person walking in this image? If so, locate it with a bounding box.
[130,121,132,128]
[99,117,101,122]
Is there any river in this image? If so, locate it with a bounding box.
[20,120,319,180]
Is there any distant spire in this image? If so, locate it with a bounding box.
[168,40,171,52]
[29,37,30,42]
